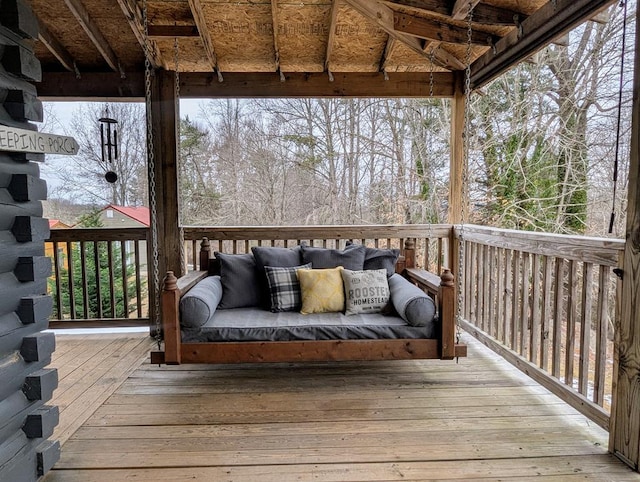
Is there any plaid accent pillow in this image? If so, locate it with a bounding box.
[264,263,312,312]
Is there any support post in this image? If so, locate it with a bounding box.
[448,71,465,225]
[610,4,640,471]
[147,69,182,336]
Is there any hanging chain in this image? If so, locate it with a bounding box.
[174,37,186,275]
[426,47,436,270]
[456,0,474,346]
[143,0,162,350]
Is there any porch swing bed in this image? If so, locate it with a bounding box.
[151,238,467,365]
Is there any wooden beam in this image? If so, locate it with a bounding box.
[62,0,124,76]
[187,0,221,76]
[325,0,340,72]
[116,0,163,69]
[37,71,457,99]
[37,71,144,100]
[470,0,615,88]
[393,11,497,46]
[149,69,182,283]
[380,37,396,73]
[451,0,480,21]
[36,21,77,74]
[611,0,640,470]
[147,25,199,37]
[37,71,456,99]
[179,71,455,98]
[343,0,462,70]
[385,0,525,26]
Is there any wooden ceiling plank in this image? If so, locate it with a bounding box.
[62,0,124,75]
[451,0,480,21]
[384,0,526,26]
[37,20,77,73]
[188,0,221,75]
[38,71,456,99]
[393,11,498,46]
[325,0,341,72]
[433,44,466,70]
[343,0,459,70]
[117,0,163,69]
[470,0,616,88]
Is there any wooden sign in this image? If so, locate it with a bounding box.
[0,124,78,155]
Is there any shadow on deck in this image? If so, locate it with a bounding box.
[43,331,640,481]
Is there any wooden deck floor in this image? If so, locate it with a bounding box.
[43,331,640,481]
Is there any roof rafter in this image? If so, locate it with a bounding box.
[343,0,463,70]
[384,0,526,26]
[37,20,78,74]
[63,0,124,76]
[470,0,615,88]
[271,0,284,78]
[380,37,395,73]
[393,11,498,46]
[325,0,341,73]
[117,0,163,69]
[450,0,480,21]
[188,0,222,78]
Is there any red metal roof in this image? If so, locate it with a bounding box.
[107,205,150,227]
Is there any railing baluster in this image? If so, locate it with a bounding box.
[52,241,63,319]
[94,241,103,319]
[565,260,578,387]
[541,256,553,371]
[552,258,565,379]
[504,249,513,346]
[134,240,143,318]
[67,241,76,319]
[511,251,520,351]
[594,265,610,405]
[496,247,504,343]
[530,254,542,365]
[578,262,594,396]
[80,241,89,319]
[520,251,531,358]
[107,241,116,318]
[120,240,129,319]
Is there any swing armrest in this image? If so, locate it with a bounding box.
[405,268,465,360]
[155,270,210,365]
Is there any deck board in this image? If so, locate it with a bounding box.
[43,332,640,481]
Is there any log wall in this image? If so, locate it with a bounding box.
[0,1,60,480]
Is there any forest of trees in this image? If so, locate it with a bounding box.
[42,3,635,238]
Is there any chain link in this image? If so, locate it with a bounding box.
[456,0,474,343]
[143,0,162,351]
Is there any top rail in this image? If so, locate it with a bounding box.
[456,225,624,266]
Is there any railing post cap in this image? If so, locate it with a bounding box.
[441,268,454,287]
[163,271,178,291]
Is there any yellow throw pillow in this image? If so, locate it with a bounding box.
[297,267,345,314]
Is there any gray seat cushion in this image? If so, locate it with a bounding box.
[388,274,436,327]
[179,275,223,328]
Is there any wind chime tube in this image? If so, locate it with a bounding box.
[100,123,105,162]
[106,121,112,161]
[113,130,118,160]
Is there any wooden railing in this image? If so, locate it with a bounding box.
[183,224,453,273]
[457,225,624,429]
[46,228,150,326]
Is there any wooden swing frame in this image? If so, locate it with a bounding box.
[150,236,467,365]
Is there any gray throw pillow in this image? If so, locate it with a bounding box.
[364,247,401,276]
[215,252,261,309]
[388,273,436,327]
[301,244,365,271]
[252,246,303,307]
[179,275,223,329]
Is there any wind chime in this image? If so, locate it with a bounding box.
[99,106,119,183]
